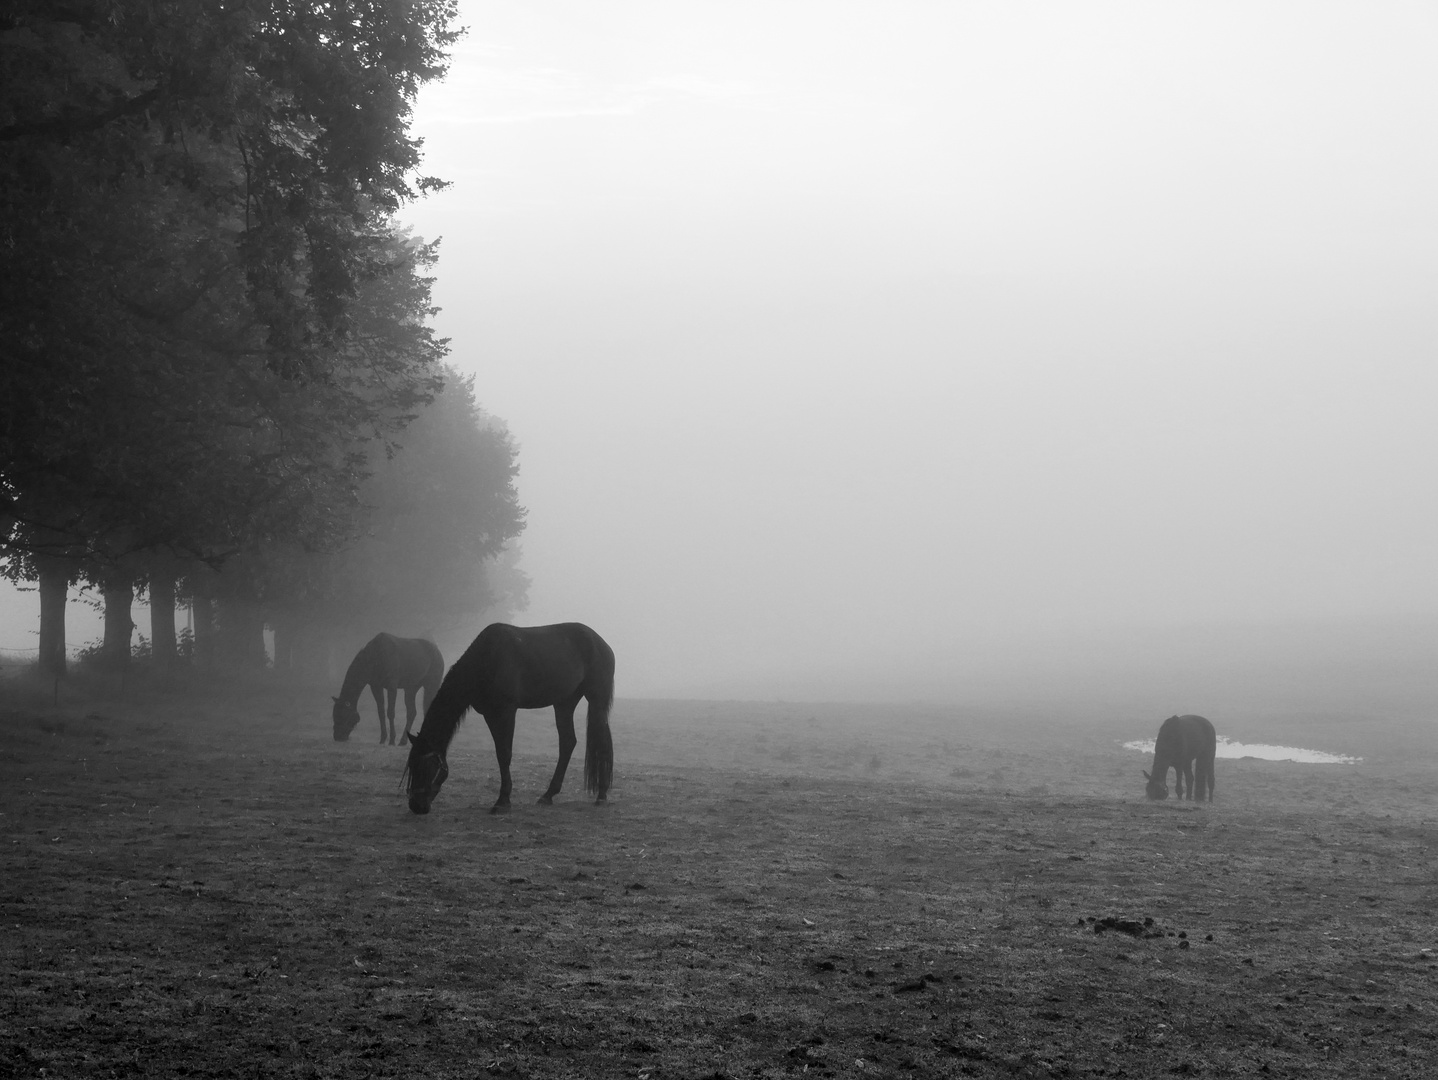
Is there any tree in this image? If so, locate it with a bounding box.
[33,546,77,678]
[1,1,460,659]
[268,369,528,674]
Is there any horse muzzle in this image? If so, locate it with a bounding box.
[408,795,433,815]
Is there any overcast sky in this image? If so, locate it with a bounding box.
[388,1,1438,700]
[5,2,1434,705]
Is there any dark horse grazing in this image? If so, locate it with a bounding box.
[332,634,445,745]
[403,622,615,815]
[1144,714,1217,802]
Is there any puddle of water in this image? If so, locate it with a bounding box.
[1122,736,1360,764]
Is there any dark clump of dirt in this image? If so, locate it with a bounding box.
[1090,914,1163,937]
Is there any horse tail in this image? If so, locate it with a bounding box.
[584,662,615,799]
[1201,718,1218,802]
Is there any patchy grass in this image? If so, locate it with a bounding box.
[1,677,1435,1078]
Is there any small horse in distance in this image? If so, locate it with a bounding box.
[332,634,445,745]
[403,622,615,815]
[1144,714,1217,802]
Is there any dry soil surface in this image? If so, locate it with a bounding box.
[1,677,1435,1079]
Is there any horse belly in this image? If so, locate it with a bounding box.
[517,687,580,711]
[517,668,587,711]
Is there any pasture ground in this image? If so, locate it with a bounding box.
[1,671,1435,1079]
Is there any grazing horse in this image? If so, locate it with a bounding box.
[403,622,615,815]
[1144,714,1217,802]
[332,634,445,745]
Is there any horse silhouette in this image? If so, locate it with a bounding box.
[332,634,445,745]
[403,622,614,814]
[1144,714,1216,802]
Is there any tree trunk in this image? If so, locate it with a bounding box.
[271,618,289,673]
[149,572,177,666]
[101,580,134,668]
[273,617,307,675]
[192,595,215,668]
[37,561,68,678]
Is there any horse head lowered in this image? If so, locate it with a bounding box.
[331,697,362,742]
[403,732,450,815]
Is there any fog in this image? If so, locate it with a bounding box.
[377,2,1438,705]
[5,4,1433,710]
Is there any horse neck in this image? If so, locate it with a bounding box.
[337,653,371,705]
[414,680,468,753]
[1150,742,1174,774]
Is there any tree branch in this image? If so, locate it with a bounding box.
[0,86,164,143]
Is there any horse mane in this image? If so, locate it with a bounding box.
[409,667,472,748]
[420,639,446,704]
[402,645,478,794]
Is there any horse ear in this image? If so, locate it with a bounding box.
[1142,770,1151,780]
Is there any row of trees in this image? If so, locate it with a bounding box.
[257,368,529,678]
[1,2,527,678]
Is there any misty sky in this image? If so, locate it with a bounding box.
[3,2,1434,704]
[392,2,1438,699]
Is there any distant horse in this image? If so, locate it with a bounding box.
[1144,714,1216,802]
[403,622,615,815]
[332,634,445,745]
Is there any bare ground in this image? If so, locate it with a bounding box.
[1,674,1435,1079]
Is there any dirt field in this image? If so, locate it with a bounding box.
[1,673,1435,1079]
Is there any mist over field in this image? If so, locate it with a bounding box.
[379,1,1438,709]
[7,12,1438,1076]
[3,2,1436,722]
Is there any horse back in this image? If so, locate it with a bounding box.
[361,634,443,690]
[1156,714,1216,764]
[462,622,614,711]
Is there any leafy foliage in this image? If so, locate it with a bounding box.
[0,0,460,577]
[266,369,529,650]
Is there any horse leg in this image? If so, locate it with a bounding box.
[401,687,419,743]
[386,688,399,745]
[539,697,580,805]
[370,685,387,743]
[1179,760,1194,801]
[484,710,517,814]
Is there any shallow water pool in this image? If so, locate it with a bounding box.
[1122,735,1360,764]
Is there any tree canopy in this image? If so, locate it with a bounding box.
[0,0,461,577]
[266,368,529,664]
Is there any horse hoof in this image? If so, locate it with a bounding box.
[489,804,511,815]
[537,795,553,806]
